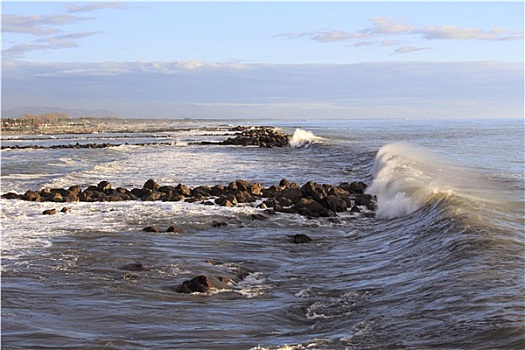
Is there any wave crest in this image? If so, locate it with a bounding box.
[366,142,499,219]
[289,129,324,148]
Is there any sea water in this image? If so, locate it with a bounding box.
[1,118,523,349]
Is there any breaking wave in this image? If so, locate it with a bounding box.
[289,129,324,148]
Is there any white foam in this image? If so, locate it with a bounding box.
[367,142,502,219]
[289,129,324,148]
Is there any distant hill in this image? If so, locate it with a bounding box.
[2,106,119,118]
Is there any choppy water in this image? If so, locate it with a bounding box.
[1,118,524,349]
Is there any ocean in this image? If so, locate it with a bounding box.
[1,118,524,349]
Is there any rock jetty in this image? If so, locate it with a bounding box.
[2,178,376,218]
[1,126,291,150]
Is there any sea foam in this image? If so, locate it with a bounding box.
[289,129,324,148]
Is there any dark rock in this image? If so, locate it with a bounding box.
[120,262,149,271]
[340,181,367,194]
[175,184,191,197]
[191,185,211,198]
[292,234,312,244]
[1,192,21,199]
[143,179,160,190]
[175,275,213,293]
[143,226,159,232]
[251,213,268,220]
[65,193,79,202]
[22,190,41,201]
[68,185,82,195]
[212,221,228,227]
[326,194,348,212]
[141,190,164,201]
[166,225,181,233]
[97,180,112,192]
[293,198,333,217]
[354,194,377,210]
[43,208,56,215]
[278,187,304,205]
[279,178,291,187]
[60,207,70,213]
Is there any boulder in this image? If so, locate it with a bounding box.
[354,194,376,210]
[166,225,181,233]
[326,194,348,212]
[293,198,333,217]
[174,275,213,293]
[22,190,40,201]
[120,262,149,271]
[97,180,111,192]
[292,234,312,243]
[143,179,160,190]
[42,208,56,215]
[143,226,159,233]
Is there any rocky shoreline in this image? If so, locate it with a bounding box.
[2,178,376,219]
[0,126,291,150]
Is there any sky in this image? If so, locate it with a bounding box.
[2,1,524,119]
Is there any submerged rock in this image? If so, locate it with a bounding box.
[174,275,214,293]
[292,234,313,244]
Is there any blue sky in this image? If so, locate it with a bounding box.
[2,1,524,119]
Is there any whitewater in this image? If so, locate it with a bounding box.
[1,118,524,349]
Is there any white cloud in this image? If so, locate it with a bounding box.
[395,46,431,54]
[419,25,524,41]
[65,2,133,13]
[278,17,524,54]
[2,14,88,36]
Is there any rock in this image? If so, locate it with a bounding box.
[340,181,367,194]
[68,185,82,195]
[43,208,56,215]
[191,185,211,198]
[278,187,304,205]
[60,207,70,213]
[293,198,333,217]
[120,262,149,271]
[65,193,79,202]
[166,225,181,233]
[212,221,228,227]
[143,179,160,190]
[141,190,163,201]
[174,275,213,293]
[97,180,111,192]
[251,213,268,220]
[354,194,377,210]
[143,226,159,233]
[22,190,40,201]
[292,234,312,243]
[1,192,21,199]
[326,194,348,212]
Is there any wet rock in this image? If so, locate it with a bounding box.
[293,198,333,218]
[326,194,348,212]
[292,234,312,243]
[68,185,82,195]
[143,179,160,190]
[143,226,159,233]
[120,262,149,271]
[97,180,112,192]
[340,181,367,194]
[141,190,163,201]
[60,207,71,213]
[354,194,377,210]
[212,221,228,227]
[22,190,41,201]
[174,275,213,293]
[42,208,56,215]
[1,192,21,199]
[166,225,181,233]
[191,185,211,198]
[251,213,268,220]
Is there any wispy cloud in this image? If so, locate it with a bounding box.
[65,2,133,13]
[278,16,524,54]
[2,14,88,36]
[420,25,523,41]
[395,46,431,54]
